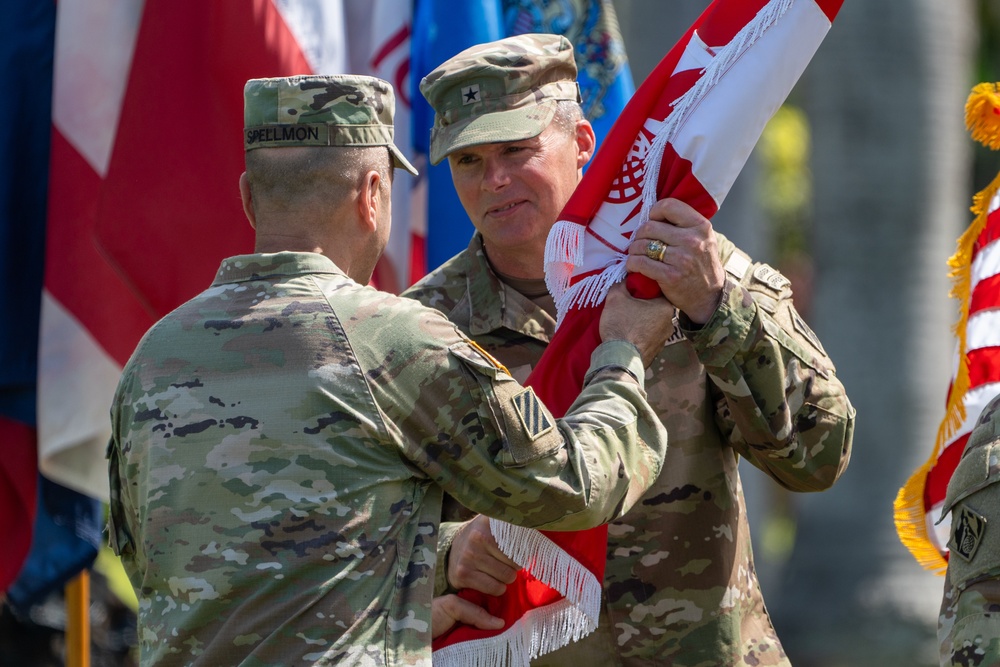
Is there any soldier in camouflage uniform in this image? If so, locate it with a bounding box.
[106,74,678,667]
[938,393,1000,666]
[405,35,857,666]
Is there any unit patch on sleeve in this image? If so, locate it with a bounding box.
[949,504,987,562]
[511,387,555,441]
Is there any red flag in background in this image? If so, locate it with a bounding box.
[432,0,844,664]
[37,0,356,503]
[895,83,1000,574]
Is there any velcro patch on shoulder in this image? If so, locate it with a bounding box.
[725,250,752,281]
[950,504,987,562]
[511,387,555,441]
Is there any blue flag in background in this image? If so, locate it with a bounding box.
[0,0,54,595]
[0,0,101,608]
[411,0,505,272]
[411,0,634,274]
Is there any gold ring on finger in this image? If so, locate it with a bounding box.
[645,239,666,263]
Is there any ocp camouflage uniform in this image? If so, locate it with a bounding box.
[404,233,855,666]
[939,394,1000,667]
[107,253,667,667]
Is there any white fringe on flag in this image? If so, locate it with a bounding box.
[543,219,587,304]
[432,596,596,667]
[436,520,599,667]
[490,519,602,617]
[552,259,627,326]
[544,0,792,325]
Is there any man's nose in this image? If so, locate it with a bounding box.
[481,157,511,191]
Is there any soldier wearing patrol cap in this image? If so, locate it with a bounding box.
[939,393,1000,665]
[404,34,856,666]
[106,73,679,666]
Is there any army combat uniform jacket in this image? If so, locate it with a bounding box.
[404,233,855,666]
[938,393,1000,666]
[106,252,667,667]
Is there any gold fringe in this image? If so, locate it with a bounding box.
[966,82,1000,150]
[893,160,1000,574]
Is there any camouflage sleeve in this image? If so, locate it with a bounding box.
[364,304,667,532]
[683,240,855,492]
[434,520,467,596]
[939,578,1000,665]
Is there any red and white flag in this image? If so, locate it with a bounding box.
[351,0,427,293]
[38,0,421,501]
[432,1,844,664]
[895,83,1000,573]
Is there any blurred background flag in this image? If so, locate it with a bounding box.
[411,0,505,273]
[0,0,50,594]
[349,0,424,294]
[0,0,103,607]
[895,83,1000,574]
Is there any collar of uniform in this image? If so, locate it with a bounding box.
[212,252,346,285]
[464,233,555,342]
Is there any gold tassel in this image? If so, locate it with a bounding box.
[966,82,1000,150]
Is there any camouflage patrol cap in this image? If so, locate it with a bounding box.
[419,34,581,165]
[244,74,418,175]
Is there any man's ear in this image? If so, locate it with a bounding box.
[575,119,597,169]
[357,169,382,233]
[239,172,256,230]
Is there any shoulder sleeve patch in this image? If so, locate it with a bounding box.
[511,387,555,441]
[950,504,987,562]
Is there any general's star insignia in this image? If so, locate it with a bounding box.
[462,84,480,105]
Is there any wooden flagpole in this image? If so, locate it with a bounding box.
[65,569,90,667]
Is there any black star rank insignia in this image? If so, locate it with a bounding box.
[462,84,480,105]
[511,387,554,441]
[949,504,987,562]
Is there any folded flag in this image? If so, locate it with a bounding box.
[432,1,844,664]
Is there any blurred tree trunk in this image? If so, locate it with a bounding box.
[775,2,975,665]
